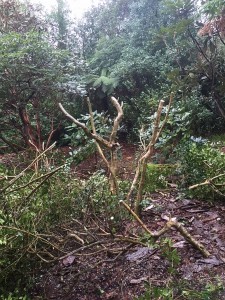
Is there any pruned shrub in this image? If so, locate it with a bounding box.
[145,163,177,193]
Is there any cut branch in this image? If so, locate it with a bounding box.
[120,200,210,258]
[0,142,56,193]
[189,173,225,190]
[59,102,112,149]
[126,95,173,214]
[110,97,124,143]
[59,97,123,195]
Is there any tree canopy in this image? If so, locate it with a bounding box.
[0,0,225,147]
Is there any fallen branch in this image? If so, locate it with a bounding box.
[0,225,66,264]
[189,173,225,190]
[119,200,154,236]
[5,165,63,195]
[168,219,210,257]
[120,200,210,257]
[59,240,109,260]
[0,142,56,193]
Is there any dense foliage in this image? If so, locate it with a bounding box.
[1,0,225,149]
[76,0,225,135]
[0,0,84,151]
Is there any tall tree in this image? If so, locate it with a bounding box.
[0,31,73,149]
[0,0,82,150]
[0,0,45,33]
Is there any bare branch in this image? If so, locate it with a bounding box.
[59,102,112,149]
[0,142,56,193]
[120,200,154,236]
[59,100,120,194]
[156,94,173,140]
[126,99,166,208]
[189,173,225,190]
[86,98,112,174]
[110,97,124,143]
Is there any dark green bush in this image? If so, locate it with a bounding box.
[175,137,225,200]
[145,163,176,193]
[77,171,129,228]
[63,111,112,164]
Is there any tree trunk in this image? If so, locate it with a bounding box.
[18,105,38,149]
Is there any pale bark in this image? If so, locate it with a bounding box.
[127,94,173,214]
[59,97,123,195]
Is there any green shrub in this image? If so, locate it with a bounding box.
[180,92,223,136]
[0,291,29,300]
[77,171,129,228]
[0,159,129,295]
[63,111,112,164]
[175,137,225,200]
[136,285,173,300]
[145,163,176,193]
[136,280,224,300]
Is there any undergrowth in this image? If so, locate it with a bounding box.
[0,162,81,296]
[175,137,225,200]
[136,278,224,300]
[1,135,225,298]
[0,160,129,297]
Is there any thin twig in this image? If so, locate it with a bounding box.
[5,165,63,194]
[0,142,56,193]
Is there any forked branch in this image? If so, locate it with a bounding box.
[59,102,112,149]
[127,94,173,214]
[120,200,210,258]
[189,173,225,190]
[59,97,123,194]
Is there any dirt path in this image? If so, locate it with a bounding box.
[72,143,138,180]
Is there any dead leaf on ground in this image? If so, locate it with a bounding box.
[199,256,224,266]
[126,247,154,262]
[61,255,76,266]
[144,204,154,211]
[173,241,186,248]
